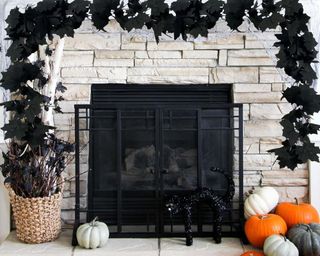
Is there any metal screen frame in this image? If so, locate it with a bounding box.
[72,102,244,245]
[72,84,245,245]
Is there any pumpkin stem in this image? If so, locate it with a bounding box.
[259,215,268,220]
[294,197,299,205]
[280,233,287,241]
[248,186,255,195]
[91,216,98,226]
[299,223,312,232]
[301,224,311,232]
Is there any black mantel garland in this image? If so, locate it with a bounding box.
[1,0,320,170]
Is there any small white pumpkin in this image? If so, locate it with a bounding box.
[244,187,279,219]
[263,234,299,256]
[76,217,109,249]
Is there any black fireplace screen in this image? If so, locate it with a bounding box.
[72,84,244,244]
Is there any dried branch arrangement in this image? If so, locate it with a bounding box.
[1,134,74,197]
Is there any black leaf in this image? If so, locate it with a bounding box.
[296,142,320,162]
[35,0,57,12]
[225,0,254,30]
[2,119,29,140]
[56,82,67,93]
[0,63,41,92]
[54,106,63,113]
[68,0,90,15]
[91,0,120,30]
[269,142,302,170]
[5,7,21,30]
[282,85,320,115]
[258,12,284,31]
[280,119,300,145]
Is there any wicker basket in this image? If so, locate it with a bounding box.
[6,183,63,244]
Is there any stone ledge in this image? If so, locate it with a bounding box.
[260,67,284,83]
[61,51,94,67]
[65,33,121,50]
[127,76,209,84]
[195,34,244,49]
[135,59,217,67]
[61,67,127,80]
[62,78,127,84]
[95,50,135,59]
[94,59,134,67]
[60,84,91,100]
[61,67,97,78]
[122,33,148,43]
[147,41,194,51]
[228,49,275,66]
[182,50,218,59]
[127,67,209,76]
[135,51,182,59]
[244,120,283,137]
[250,103,292,120]
[233,83,271,93]
[210,67,258,83]
[121,42,146,50]
[244,33,277,49]
[234,92,282,103]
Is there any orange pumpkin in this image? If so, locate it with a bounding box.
[241,251,265,256]
[244,214,287,248]
[275,198,319,228]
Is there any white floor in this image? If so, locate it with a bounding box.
[0,230,262,256]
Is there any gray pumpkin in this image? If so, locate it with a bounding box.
[287,223,320,256]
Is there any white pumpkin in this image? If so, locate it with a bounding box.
[244,187,279,219]
[76,217,109,249]
[263,234,299,256]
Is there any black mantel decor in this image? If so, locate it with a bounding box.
[72,84,244,245]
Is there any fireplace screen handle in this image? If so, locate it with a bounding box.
[162,168,169,174]
[149,168,155,174]
[148,168,168,174]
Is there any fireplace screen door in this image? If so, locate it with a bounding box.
[73,84,244,242]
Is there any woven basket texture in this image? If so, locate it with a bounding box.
[6,183,63,244]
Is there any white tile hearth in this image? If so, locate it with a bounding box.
[0,230,73,256]
[74,238,159,256]
[0,230,259,256]
[160,237,244,256]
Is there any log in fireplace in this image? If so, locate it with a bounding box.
[72,84,244,245]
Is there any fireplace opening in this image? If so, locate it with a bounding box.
[73,84,244,242]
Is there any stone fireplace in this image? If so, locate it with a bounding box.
[57,19,309,226]
[72,84,243,240]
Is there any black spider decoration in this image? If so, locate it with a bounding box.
[166,167,235,246]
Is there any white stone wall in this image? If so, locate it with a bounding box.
[58,20,309,225]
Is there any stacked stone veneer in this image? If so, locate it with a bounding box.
[58,20,308,225]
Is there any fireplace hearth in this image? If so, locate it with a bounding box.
[72,84,244,245]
